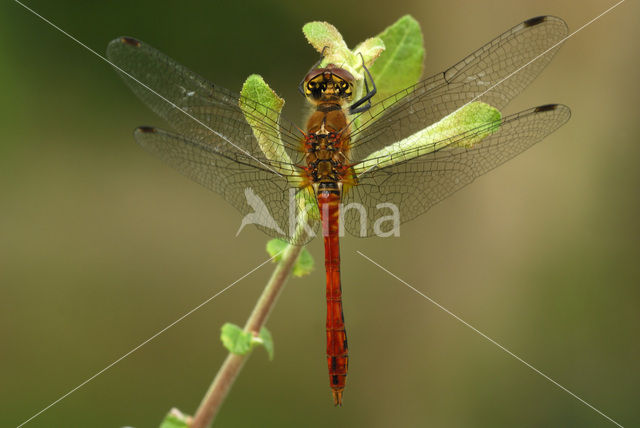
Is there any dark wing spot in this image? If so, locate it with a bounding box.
[136,126,157,133]
[534,104,558,112]
[121,36,141,47]
[523,16,547,27]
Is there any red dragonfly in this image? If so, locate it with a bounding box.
[107,16,570,405]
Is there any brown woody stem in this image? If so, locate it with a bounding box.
[190,243,304,428]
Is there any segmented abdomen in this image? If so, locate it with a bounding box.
[318,189,348,406]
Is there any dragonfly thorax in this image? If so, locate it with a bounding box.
[303,128,350,189]
[302,68,355,193]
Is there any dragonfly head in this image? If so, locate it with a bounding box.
[302,64,355,105]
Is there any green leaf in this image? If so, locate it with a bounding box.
[220,323,252,355]
[251,326,275,361]
[302,21,352,63]
[353,37,386,67]
[158,408,190,428]
[239,75,299,180]
[266,239,288,262]
[368,15,425,102]
[221,323,275,361]
[240,74,284,114]
[354,102,501,174]
[266,239,314,277]
[302,21,384,88]
[292,246,314,277]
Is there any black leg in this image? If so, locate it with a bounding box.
[348,53,377,114]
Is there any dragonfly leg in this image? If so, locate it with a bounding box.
[348,53,377,115]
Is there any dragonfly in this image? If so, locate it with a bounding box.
[107,15,570,406]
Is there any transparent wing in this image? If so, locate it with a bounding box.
[107,37,320,243]
[134,126,319,244]
[349,16,568,161]
[106,36,305,169]
[342,104,570,237]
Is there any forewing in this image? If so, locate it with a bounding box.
[106,37,304,168]
[349,16,568,160]
[343,104,570,237]
[135,127,320,244]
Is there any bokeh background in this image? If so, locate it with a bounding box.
[2,0,638,427]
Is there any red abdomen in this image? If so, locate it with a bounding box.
[318,189,348,405]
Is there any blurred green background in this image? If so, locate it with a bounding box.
[2,0,638,427]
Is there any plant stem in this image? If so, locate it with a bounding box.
[190,243,304,428]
